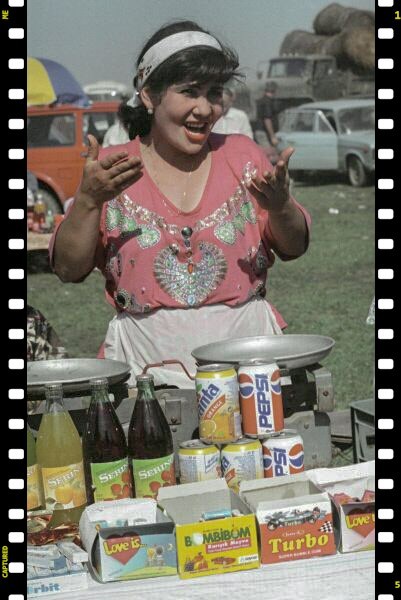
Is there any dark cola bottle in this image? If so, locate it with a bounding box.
[128,374,175,499]
[83,378,132,504]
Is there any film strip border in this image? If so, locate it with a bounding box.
[3,0,27,597]
[2,1,399,599]
[376,1,400,599]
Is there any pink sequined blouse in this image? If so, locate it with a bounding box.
[52,134,311,329]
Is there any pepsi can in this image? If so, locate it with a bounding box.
[262,429,304,478]
[238,361,284,436]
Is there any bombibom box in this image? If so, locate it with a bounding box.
[79,499,177,582]
[157,479,259,579]
[307,461,375,553]
[240,473,336,564]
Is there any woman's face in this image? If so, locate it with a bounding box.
[149,80,224,155]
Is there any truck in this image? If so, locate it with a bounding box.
[233,54,374,134]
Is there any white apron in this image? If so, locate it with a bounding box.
[104,297,282,388]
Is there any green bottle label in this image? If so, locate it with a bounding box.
[90,457,131,502]
[132,454,175,498]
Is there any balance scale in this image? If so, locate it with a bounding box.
[27,335,336,469]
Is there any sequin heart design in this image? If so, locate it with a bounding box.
[240,201,257,224]
[102,535,142,565]
[232,213,246,234]
[121,215,138,235]
[154,242,227,306]
[136,226,161,249]
[214,222,237,245]
[344,506,375,538]
[106,203,123,231]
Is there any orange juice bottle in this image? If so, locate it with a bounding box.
[27,426,44,511]
[36,384,87,528]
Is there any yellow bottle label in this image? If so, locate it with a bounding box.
[42,461,87,511]
[27,464,42,510]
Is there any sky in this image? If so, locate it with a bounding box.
[28,0,375,90]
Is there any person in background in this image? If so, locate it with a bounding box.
[27,305,68,361]
[212,86,253,139]
[257,81,280,147]
[102,118,130,147]
[51,20,310,388]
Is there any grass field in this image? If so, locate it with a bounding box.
[28,178,374,410]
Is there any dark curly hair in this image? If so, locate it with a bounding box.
[118,20,241,139]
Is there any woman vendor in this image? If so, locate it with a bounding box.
[51,20,311,387]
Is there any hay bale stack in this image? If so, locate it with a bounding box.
[280,30,345,58]
[313,3,375,36]
[343,27,375,72]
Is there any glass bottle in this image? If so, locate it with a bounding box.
[83,378,132,504]
[128,374,176,499]
[36,384,87,528]
[33,196,46,231]
[27,426,44,511]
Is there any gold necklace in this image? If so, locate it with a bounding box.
[140,143,202,270]
[141,143,198,216]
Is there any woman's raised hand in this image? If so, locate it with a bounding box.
[78,134,143,207]
[246,146,294,213]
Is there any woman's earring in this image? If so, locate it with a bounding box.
[147,108,154,115]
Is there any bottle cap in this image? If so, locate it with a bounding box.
[44,383,63,398]
[90,378,109,389]
[136,373,155,384]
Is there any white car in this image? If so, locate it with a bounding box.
[276,98,375,186]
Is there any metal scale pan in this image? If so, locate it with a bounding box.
[192,334,335,370]
[27,358,131,398]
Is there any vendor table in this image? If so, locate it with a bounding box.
[40,550,374,600]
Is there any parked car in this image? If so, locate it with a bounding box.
[27,101,119,213]
[276,98,375,186]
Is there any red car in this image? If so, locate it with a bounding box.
[27,101,119,213]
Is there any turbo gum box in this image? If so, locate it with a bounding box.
[307,461,375,553]
[240,473,336,564]
[157,479,259,579]
[80,502,177,582]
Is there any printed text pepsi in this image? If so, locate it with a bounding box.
[262,430,305,477]
[238,363,284,436]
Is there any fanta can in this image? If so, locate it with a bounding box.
[196,364,241,444]
[238,361,284,436]
[262,429,304,478]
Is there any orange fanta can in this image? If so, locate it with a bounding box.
[196,364,241,444]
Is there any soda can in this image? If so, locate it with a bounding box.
[196,364,242,444]
[238,361,284,436]
[262,429,305,478]
[178,440,221,484]
[221,438,263,493]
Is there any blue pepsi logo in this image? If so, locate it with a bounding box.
[289,443,304,473]
[239,373,254,398]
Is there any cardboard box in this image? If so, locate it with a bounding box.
[306,461,375,553]
[240,473,337,564]
[158,479,260,579]
[80,500,177,582]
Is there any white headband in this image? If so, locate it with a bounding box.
[126,31,222,108]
